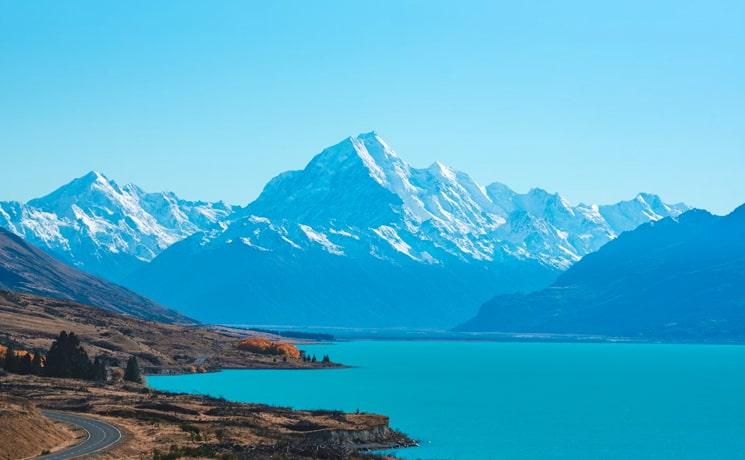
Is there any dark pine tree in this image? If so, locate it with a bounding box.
[124,356,142,383]
[30,352,44,375]
[17,353,33,375]
[92,356,107,382]
[44,331,70,378]
[45,331,94,380]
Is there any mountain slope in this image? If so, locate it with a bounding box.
[0,227,189,323]
[457,205,745,341]
[0,172,235,282]
[124,132,687,327]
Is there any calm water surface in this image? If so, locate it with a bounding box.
[147,341,745,459]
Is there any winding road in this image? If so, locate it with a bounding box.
[36,411,122,459]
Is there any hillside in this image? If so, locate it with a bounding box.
[0,228,188,323]
[0,291,332,374]
[0,395,77,460]
[457,205,745,341]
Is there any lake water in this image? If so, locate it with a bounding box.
[147,341,745,459]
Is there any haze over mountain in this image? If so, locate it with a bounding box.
[0,227,188,323]
[457,205,745,341]
[0,172,236,282]
[123,132,688,327]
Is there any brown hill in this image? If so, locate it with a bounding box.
[0,228,188,323]
[0,291,334,374]
[0,395,77,459]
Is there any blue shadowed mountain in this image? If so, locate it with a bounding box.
[457,204,745,340]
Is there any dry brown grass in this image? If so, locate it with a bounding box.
[0,291,336,375]
[0,395,80,460]
[0,374,413,459]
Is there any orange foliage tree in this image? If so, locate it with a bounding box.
[237,338,301,359]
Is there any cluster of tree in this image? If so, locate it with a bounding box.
[2,346,43,375]
[44,331,105,380]
[1,331,143,383]
[237,337,301,359]
[300,353,331,363]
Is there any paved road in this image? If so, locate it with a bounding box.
[36,411,122,459]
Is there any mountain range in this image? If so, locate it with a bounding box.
[119,132,687,327]
[0,227,187,323]
[0,172,235,283]
[457,205,745,341]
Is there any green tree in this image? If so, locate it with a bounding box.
[124,356,142,383]
[92,356,107,382]
[45,331,93,379]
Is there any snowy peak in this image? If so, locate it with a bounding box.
[223,132,690,269]
[305,132,400,184]
[427,161,459,182]
[0,172,236,281]
[598,192,689,235]
[246,134,405,227]
[1,133,691,282]
[28,171,114,211]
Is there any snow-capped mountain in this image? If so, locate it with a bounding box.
[124,132,688,327]
[229,132,687,269]
[0,171,236,282]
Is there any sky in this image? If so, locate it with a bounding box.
[1,1,743,214]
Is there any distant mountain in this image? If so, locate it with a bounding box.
[0,227,189,323]
[124,132,687,327]
[0,172,236,282]
[457,205,745,341]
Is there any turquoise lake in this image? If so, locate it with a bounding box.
[147,341,745,459]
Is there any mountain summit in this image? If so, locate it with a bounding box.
[123,133,688,327]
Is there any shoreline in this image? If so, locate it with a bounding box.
[145,362,351,377]
[276,332,745,346]
[0,373,415,458]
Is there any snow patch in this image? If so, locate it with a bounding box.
[299,224,344,255]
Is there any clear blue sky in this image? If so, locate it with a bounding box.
[1,1,743,214]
